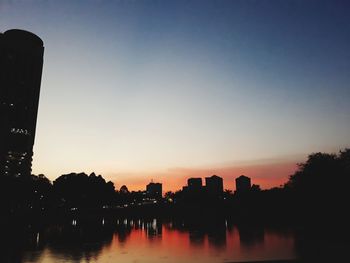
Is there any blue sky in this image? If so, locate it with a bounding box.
[1,0,349,190]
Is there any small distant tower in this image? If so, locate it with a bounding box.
[235,175,251,193]
[205,175,223,196]
[146,181,162,199]
[187,177,202,191]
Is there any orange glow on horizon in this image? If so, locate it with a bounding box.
[110,161,298,193]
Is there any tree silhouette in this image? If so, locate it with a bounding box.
[287,152,338,192]
[53,172,115,209]
[0,173,52,214]
[286,149,350,224]
[164,191,175,202]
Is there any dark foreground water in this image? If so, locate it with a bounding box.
[1,217,348,262]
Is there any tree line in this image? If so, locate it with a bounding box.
[1,148,349,228]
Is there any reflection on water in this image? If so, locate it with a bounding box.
[1,217,297,263]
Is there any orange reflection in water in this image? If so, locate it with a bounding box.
[95,221,295,263]
[24,220,296,263]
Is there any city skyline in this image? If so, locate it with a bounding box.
[1,1,350,192]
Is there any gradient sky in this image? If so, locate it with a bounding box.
[1,0,350,192]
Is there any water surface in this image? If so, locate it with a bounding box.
[3,218,297,263]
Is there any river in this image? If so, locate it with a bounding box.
[1,217,304,263]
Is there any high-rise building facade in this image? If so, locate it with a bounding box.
[205,175,223,196]
[0,29,44,177]
[146,182,162,199]
[187,177,202,191]
[235,175,251,193]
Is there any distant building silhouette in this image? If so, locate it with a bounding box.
[205,175,223,196]
[146,182,162,199]
[187,177,202,191]
[235,175,251,193]
[0,29,44,177]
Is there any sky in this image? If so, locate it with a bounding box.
[1,0,350,192]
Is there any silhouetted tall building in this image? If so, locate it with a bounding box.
[0,29,44,177]
[235,175,251,193]
[205,175,223,196]
[187,177,202,191]
[146,182,162,199]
